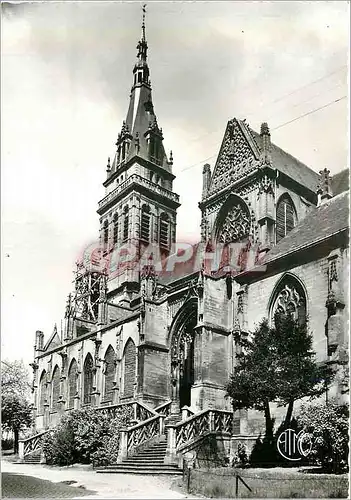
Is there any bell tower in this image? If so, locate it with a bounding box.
[97,7,180,304]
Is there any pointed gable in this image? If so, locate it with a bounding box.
[208,118,260,196]
[43,324,62,352]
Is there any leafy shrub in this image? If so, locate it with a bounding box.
[2,438,14,450]
[297,401,349,473]
[232,443,249,468]
[42,405,133,466]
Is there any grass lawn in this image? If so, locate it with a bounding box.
[2,473,96,498]
[183,467,349,498]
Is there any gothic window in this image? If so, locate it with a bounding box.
[123,206,129,241]
[276,195,296,243]
[39,370,47,415]
[123,339,136,398]
[271,277,307,327]
[103,345,116,402]
[51,365,60,412]
[140,205,151,243]
[217,200,251,244]
[67,359,78,410]
[113,213,119,245]
[83,354,94,405]
[159,213,169,249]
[103,220,108,247]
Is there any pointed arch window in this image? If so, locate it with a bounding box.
[270,276,307,327]
[123,339,136,398]
[67,359,78,410]
[276,195,296,243]
[141,205,151,243]
[113,213,119,245]
[217,198,251,244]
[103,346,116,402]
[51,365,60,412]
[159,213,169,249]
[39,370,47,415]
[123,206,129,242]
[83,354,94,405]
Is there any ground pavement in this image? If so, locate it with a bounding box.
[1,459,195,499]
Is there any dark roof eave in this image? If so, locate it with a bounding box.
[235,227,348,283]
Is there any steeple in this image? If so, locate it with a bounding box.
[97,7,180,303]
[105,4,173,183]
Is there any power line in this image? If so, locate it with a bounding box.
[178,95,347,174]
[271,96,347,131]
[184,65,347,146]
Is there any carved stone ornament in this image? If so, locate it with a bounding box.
[329,259,338,290]
[218,204,251,244]
[209,120,257,195]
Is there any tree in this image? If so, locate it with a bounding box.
[1,359,33,453]
[1,359,31,399]
[297,401,349,473]
[2,394,33,453]
[226,315,333,440]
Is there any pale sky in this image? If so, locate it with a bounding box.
[1,1,349,366]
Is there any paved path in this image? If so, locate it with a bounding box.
[1,460,192,499]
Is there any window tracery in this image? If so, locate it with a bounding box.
[218,203,251,244]
[271,278,306,326]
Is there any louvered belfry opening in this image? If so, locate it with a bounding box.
[159,213,169,248]
[276,195,296,242]
[140,205,151,243]
[68,359,78,409]
[123,338,136,398]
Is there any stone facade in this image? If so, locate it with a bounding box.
[31,21,349,438]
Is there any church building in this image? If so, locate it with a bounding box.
[28,15,349,460]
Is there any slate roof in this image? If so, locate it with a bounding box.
[250,128,320,193]
[262,190,349,265]
[331,168,350,196]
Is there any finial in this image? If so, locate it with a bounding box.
[142,4,146,42]
[260,122,270,136]
[169,150,173,165]
[106,157,111,173]
[317,168,333,205]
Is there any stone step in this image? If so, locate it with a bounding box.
[96,467,182,475]
[118,460,167,466]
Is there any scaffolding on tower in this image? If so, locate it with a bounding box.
[72,253,106,322]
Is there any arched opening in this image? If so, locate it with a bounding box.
[276,194,297,243]
[51,365,60,412]
[169,300,198,409]
[39,370,47,415]
[269,275,307,327]
[103,345,116,402]
[83,354,94,405]
[123,339,136,398]
[67,359,78,409]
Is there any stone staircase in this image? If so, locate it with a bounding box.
[96,436,182,475]
[23,450,42,464]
